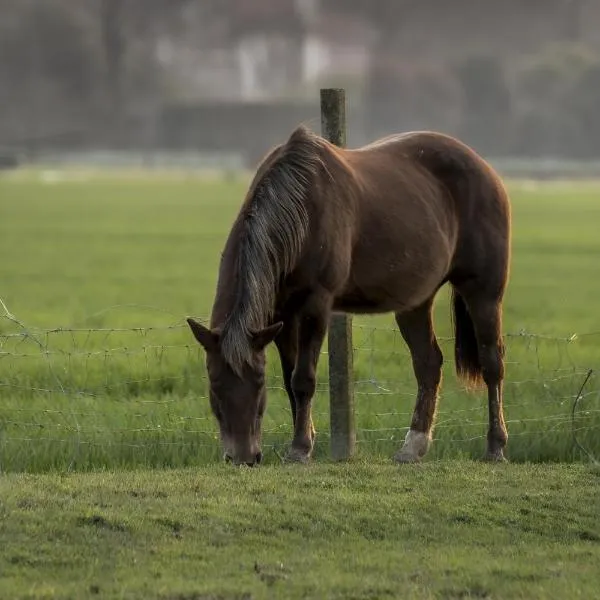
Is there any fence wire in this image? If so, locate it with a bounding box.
[1,305,599,471]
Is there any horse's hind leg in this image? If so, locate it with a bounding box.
[456,284,508,461]
[394,299,443,463]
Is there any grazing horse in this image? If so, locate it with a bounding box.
[187,125,511,466]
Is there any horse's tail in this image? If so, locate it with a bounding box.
[451,288,484,387]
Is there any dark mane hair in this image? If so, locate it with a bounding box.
[220,125,324,373]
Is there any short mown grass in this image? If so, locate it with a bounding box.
[0,461,599,599]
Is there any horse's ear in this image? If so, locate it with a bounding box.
[186,318,219,353]
[251,322,284,350]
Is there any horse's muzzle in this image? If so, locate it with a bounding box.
[224,451,262,467]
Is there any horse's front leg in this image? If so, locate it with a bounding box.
[274,315,299,426]
[287,294,331,463]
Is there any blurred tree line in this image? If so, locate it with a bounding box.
[2,0,600,158]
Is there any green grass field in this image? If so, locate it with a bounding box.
[1,169,600,599]
[1,170,599,472]
[1,462,599,599]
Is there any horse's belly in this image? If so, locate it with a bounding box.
[333,291,398,314]
[334,283,438,315]
[334,252,451,315]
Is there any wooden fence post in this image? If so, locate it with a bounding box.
[320,88,356,461]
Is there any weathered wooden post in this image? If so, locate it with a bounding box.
[320,88,355,461]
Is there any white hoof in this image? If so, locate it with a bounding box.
[394,430,431,463]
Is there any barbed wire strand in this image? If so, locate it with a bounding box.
[2,304,599,467]
[570,369,598,465]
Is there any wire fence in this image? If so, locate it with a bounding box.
[1,303,599,472]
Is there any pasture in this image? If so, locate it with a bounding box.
[1,169,600,599]
[1,462,599,599]
[1,170,599,471]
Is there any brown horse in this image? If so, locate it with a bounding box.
[187,125,511,466]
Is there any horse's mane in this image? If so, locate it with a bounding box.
[220,125,325,374]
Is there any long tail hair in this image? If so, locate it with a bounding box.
[451,288,484,387]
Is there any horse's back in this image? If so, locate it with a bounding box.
[326,134,460,312]
[344,131,471,250]
[348,130,510,247]
[355,130,511,294]
[324,130,510,312]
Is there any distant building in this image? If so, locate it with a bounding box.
[155,0,374,101]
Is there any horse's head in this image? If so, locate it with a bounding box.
[186,317,282,466]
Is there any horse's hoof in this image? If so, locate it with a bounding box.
[394,430,431,464]
[483,450,508,463]
[285,447,312,464]
[393,450,422,464]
